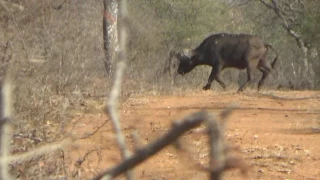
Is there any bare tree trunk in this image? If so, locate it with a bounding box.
[103,0,118,75]
[259,0,314,88]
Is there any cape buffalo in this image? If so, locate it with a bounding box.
[176,33,278,92]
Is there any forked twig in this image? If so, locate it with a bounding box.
[72,148,101,178]
[91,108,248,180]
[91,111,210,180]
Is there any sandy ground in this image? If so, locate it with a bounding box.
[66,90,320,180]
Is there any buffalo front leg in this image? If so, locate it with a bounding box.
[203,66,226,90]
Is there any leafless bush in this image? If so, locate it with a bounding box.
[0,0,109,178]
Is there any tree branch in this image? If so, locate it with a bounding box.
[259,0,310,72]
[92,108,248,180]
[0,80,12,180]
[91,111,210,180]
[105,0,132,179]
[207,116,224,180]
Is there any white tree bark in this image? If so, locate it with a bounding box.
[259,0,314,88]
[103,0,118,75]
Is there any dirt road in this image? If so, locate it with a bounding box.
[67,90,320,180]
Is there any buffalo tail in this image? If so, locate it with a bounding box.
[265,44,278,69]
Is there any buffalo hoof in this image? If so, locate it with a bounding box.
[203,84,211,90]
[237,88,244,93]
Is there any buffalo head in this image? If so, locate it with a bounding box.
[176,51,196,75]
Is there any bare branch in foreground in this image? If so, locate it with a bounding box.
[92,108,248,180]
[207,108,248,180]
[0,79,13,180]
[105,0,132,179]
[91,111,210,180]
[107,61,129,160]
[0,139,71,163]
[207,116,225,180]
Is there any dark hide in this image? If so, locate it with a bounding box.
[176,33,278,92]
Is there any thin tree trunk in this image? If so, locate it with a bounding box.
[259,0,314,88]
[103,0,118,75]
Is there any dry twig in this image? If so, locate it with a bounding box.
[91,110,210,180]
[0,79,13,180]
[72,148,100,178]
[91,108,248,180]
[0,139,71,163]
[79,119,110,139]
[105,0,132,179]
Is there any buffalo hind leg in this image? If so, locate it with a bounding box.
[203,65,226,90]
[238,66,255,93]
[257,65,272,91]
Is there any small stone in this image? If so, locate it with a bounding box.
[258,169,264,173]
